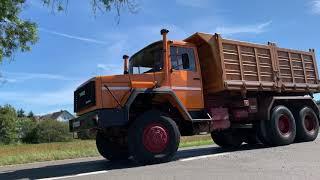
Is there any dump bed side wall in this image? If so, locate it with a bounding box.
[276,47,319,89]
[220,39,276,91]
[216,37,319,93]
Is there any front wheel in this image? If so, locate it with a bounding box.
[128,110,180,165]
[96,132,129,161]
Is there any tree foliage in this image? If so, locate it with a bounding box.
[42,0,137,15]
[17,108,25,117]
[77,129,97,140]
[0,0,136,62]
[0,105,73,144]
[36,119,72,143]
[0,0,38,62]
[0,105,18,144]
[17,117,38,143]
[27,111,34,118]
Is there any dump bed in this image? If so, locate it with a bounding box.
[185,33,320,94]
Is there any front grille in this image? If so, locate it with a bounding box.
[74,80,96,112]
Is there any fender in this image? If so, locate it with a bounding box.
[125,87,193,121]
[258,96,319,121]
[70,88,193,132]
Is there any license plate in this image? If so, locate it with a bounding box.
[73,121,80,128]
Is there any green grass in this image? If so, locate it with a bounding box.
[0,135,212,166]
[180,134,213,148]
[0,140,98,166]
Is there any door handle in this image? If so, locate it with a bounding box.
[193,77,201,80]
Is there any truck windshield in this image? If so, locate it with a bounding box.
[129,41,163,74]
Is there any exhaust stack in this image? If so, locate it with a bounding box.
[160,29,170,86]
[123,55,129,74]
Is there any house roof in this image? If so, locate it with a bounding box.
[41,110,74,120]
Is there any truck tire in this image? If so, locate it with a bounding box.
[244,129,260,145]
[295,107,319,142]
[267,105,296,146]
[211,130,243,148]
[96,132,129,161]
[256,120,272,146]
[128,110,180,164]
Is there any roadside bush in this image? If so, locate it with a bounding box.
[77,129,97,140]
[0,104,73,144]
[0,105,18,144]
[17,118,38,143]
[36,119,72,143]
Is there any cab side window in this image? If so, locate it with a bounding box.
[170,46,196,71]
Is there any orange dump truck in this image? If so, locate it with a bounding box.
[70,29,320,164]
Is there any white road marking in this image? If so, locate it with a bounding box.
[37,153,229,179]
[38,170,108,180]
[179,152,230,162]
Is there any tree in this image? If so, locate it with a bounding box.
[17,117,38,143]
[17,108,25,117]
[42,0,137,16]
[0,0,137,63]
[27,111,34,118]
[0,104,18,144]
[0,0,38,62]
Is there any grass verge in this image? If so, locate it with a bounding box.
[0,135,212,166]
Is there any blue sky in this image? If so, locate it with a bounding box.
[1,0,320,115]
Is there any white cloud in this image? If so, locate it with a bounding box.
[311,0,320,14]
[0,87,74,107]
[176,0,211,8]
[39,28,108,45]
[97,63,123,75]
[0,77,7,85]
[215,21,272,36]
[97,64,120,71]
[2,72,79,83]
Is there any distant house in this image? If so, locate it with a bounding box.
[41,110,75,122]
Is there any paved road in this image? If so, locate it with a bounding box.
[1,138,320,180]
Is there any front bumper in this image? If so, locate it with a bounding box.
[69,108,128,132]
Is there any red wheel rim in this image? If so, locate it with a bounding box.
[142,123,169,153]
[304,115,316,132]
[278,114,291,135]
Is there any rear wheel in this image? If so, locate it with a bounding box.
[267,105,296,146]
[96,132,129,161]
[211,130,243,148]
[295,107,319,142]
[128,110,180,164]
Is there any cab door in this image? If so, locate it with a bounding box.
[170,44,204,110]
